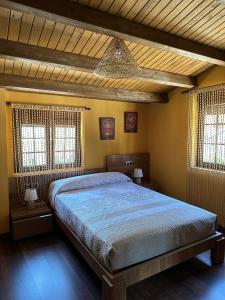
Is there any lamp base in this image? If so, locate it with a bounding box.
[135,177,142,185]
[24,199,40,208]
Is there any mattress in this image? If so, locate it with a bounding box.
[51,180,216,272]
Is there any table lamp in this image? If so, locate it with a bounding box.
[24,188,38,208]
[133,168,143,184]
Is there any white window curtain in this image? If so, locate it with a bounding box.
[11,103,86,202]
[187,84,225,227]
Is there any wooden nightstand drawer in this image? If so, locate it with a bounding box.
[12,213,53,240]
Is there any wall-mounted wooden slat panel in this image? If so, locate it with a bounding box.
[83,0,225,50]
[35,64,46,78]
[0,0,222,94]
[0,4,215,77]
[0,39,194,87]
[20,61,31,76]
[38,19,55,47]
[28,63,39,77]
[18,12,34,43]
[42,65,55,79]
[0,7,10,39]
[88,0,103,10]
[174,3,223,39]
[8,10,22,41]
[4,58,14,74]
[107,0,127,15]
[12,60,22,75]
[28,16,45,45]
[64,27,84,53]
[56,25,75,51]
[56,69,68,81]
[47,22,65,49]
[0,1,223,66]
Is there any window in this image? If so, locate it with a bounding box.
[197,103,225,170]
[54,126,76,165]
[21,125,47,167]
[12,106,82,173]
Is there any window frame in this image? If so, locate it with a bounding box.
[13,109,82,173]
[53,125,79,169]
[20,124,48,171]
[196,99,225,171]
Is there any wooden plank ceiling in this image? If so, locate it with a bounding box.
[0,0,224,102]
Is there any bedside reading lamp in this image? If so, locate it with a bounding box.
[24,188,38,208]
[133,168,143,184]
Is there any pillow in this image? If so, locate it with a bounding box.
[49,172,132,206]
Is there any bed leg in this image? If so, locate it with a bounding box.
[211,236,225,265]
[102,275,126,300]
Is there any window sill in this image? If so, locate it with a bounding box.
[13,166,83,177]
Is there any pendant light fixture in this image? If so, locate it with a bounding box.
[94,37,141,79]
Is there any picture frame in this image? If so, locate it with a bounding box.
[124,112,138,133]
[99,117,115,140]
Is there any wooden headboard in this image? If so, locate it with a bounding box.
[107,153,150,182]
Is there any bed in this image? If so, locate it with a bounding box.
[50,163,224,300]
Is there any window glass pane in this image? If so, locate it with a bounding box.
[204,114,217,124]
[21,125,47,168]
[203,144,216,163]
[35,153,46,166]
[22,126,33,138]
[22,139,34,153]
[203,125,216,144]
[34,139,46,152]
[22,153,35,167]
[216,145,225,165]
[217,125,225,144]
[54,126,76,165]
[65,139,75,151]
[34,126,45,138]
[218,114,225,123]
[65,151,75,164]
[65,127,76,137]
[55,127,65,138]
[55,139,65,151]
[55,152,65,164]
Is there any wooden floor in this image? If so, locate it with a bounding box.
[1,231,225,300]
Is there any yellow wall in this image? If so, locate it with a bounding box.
[0,91,149,233]
[1,65,224,233]
[0,89,9,233]
[148,66,225,201]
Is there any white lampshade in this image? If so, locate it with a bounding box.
[133,168,143,178]
[24,188,38,202]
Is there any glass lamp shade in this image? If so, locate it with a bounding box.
[24,188,38,202]
[94,37,141,79]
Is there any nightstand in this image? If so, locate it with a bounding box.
[10,201,53,240]
[139,181,158,191]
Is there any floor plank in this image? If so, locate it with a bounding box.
[0,231,225,300]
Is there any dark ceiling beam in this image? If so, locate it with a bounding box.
[0,0,224,66]
[0,39,195,88]
[0,74,169,103]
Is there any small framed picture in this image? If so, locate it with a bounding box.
[99,117,115,140]
[124,112,138,133]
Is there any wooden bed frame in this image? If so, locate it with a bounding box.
[55,214,225,300]
[53,153,225,299]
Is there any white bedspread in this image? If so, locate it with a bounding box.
[51,182,216,271]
